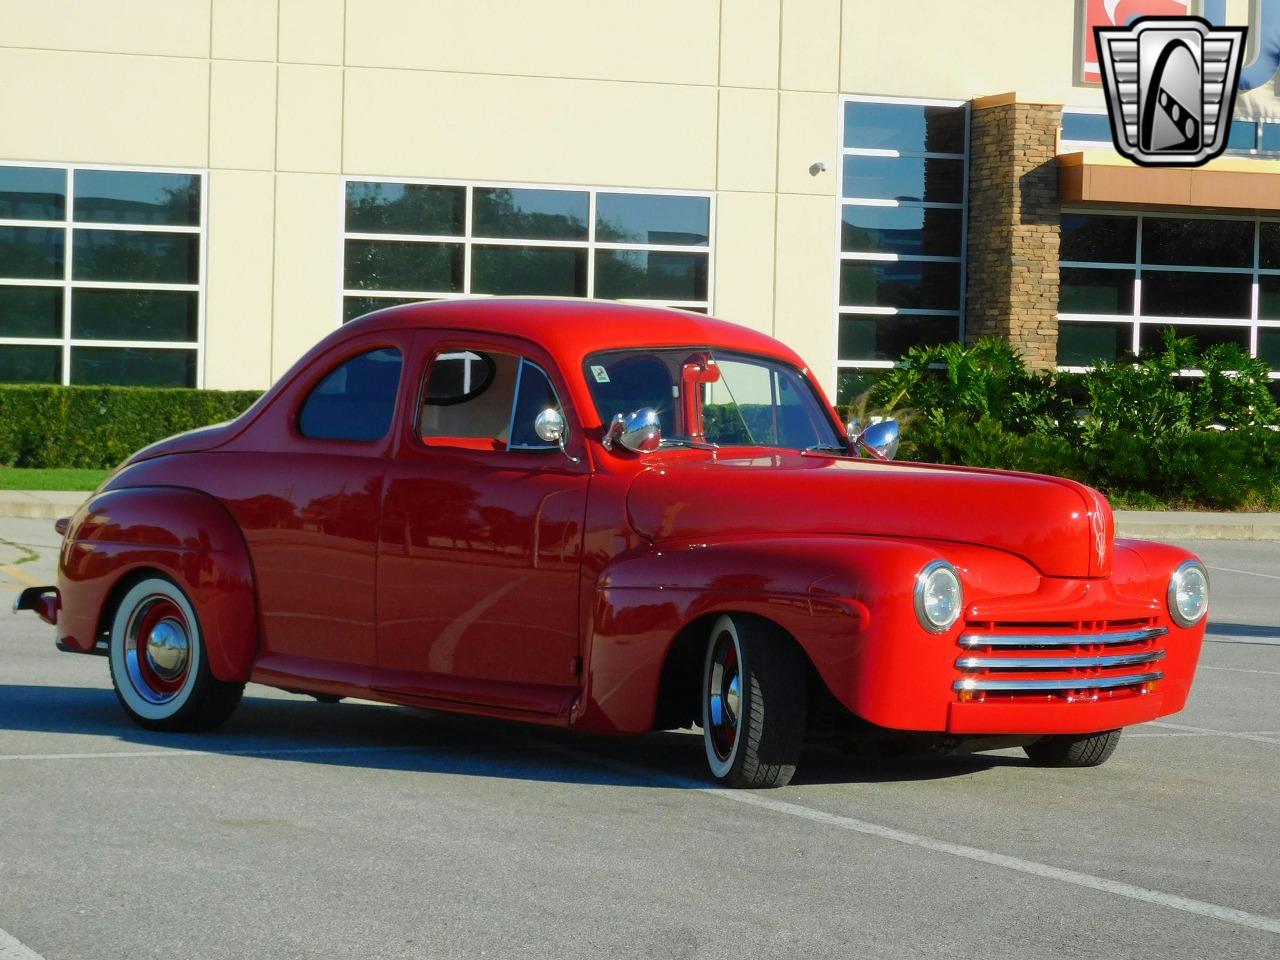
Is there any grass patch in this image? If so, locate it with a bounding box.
[0,468,109,491]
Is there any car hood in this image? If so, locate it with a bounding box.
[625,454,1113,579]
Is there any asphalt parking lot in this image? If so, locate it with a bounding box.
[1,517,1278,959]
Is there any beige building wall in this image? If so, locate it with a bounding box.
[0,0,1156,396]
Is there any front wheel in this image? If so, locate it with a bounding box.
[108,576,244,732]
[701,614,807,788]
[1024,729,1121,767]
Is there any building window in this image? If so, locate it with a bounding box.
[1060,107,1266,155]
[340,179,713,323]
[1058,210,1280,378]
[836,96,969,404]
[0,163,204,386]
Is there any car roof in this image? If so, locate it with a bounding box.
[342,297,809,371]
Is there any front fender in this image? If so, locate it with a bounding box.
[577,535,983,734]
[58,486,259,682]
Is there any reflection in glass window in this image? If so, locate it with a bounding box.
[840,206,962,257]
[1058,210,1280,375]
[837,96,968,405]
[345,182,464,236]
[841,155,965,204]
[1057,321,1133,366]
[473,188,588,240]
[596,193,710,245]
[0,226,64,279]
[344,239,464,293]
[843,101,965,154]
[595,250,708,301]
[1142,217,1252,268]
[71,289,197,342]
[341,180,713,322]
[1141,271,1251,319]
[72,230,199,284]
[0,345,61,383]
[0,164,204,386]
[1060,214,1137,263]
[71,346,197,388]
[471,245,588,296]
[1059,267,1135,315]
[0,286,62,339]
[837,315,957,363]
[840,261,962,311]
[73,170,200,227]
[0,166,65,220]
[299,348,403,442]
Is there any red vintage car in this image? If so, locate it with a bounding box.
[15,299,1209,787]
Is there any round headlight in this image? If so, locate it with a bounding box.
[915,560,963,633]
[1168,560,1209,628]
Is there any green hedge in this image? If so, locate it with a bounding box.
[0,385,262,470]
[842,332,1280,511]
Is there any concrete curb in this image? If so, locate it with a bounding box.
[1,492,1277,541]
[0,491,88,521]
[1114,511,1280,542]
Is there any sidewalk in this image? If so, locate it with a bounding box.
[1,489,1278,540]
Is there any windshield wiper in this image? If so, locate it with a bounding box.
[802,443,851,455]
[658,438,719,450]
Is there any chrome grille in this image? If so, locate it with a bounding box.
[953,620,1167,701]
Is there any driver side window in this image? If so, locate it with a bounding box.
[419,348,563,452]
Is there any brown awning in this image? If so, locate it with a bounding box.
[1058,150,1280,211]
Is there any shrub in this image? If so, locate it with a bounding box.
[843,331,1280,510]
[0,385,262,470]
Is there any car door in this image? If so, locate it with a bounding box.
[217,334,409,671]
[375,331,591,715]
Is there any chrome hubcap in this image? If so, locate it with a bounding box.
[145,618,189,680]
[707,632,741,762]
[123,595,193,704]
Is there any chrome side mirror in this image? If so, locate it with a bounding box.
[534,407,579,463]
[603,407,662,454]
[847,416,900,460]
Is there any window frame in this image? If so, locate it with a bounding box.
[410,335,582,462]
[338,176,715,324]
[0,159,207,386]
[834,94,970,395]
[295,344,406,445]
[1058,207,1280,379]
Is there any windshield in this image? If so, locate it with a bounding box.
[584,348,844,452]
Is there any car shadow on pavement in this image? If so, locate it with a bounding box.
[1205,621,1280,641]
[0,682,1008,788]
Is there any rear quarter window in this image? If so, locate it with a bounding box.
[298,347,403,441]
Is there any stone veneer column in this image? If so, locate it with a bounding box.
[965,94,1063,370]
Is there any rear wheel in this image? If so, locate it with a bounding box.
[1024,729,1121,767]
[701,614,807,788]
[107,576,243,732]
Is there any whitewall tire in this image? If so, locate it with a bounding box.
[108,576,243,731]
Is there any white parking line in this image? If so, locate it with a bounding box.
[0,926,45,960]
[1148,721,1280,746]
[535,742,1280,936]
[1200,665,1280,677]
[1205,636,1280,646]
[1206,564,1280,581]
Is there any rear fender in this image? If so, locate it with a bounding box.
[58,486,259,682]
